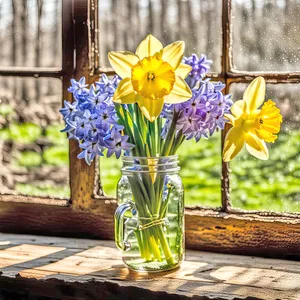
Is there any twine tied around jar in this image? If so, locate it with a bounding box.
[138,216,169,231]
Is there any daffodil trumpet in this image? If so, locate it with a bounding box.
[223,77,282,162]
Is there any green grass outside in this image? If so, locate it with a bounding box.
[1,117,299,212]
[0,123,70,198]
[100,129,300,212]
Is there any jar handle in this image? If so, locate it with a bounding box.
[114,201,136,251]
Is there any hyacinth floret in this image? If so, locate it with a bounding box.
[60,75,134,164]
[160,55,232,143]
[183,54,213,88]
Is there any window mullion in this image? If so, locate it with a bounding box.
[227,72,300,83]
[62,0,97,209]
[89,0,100,73]
[221,0,232,212]
[0,69,63,78]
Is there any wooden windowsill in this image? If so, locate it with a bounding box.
[0,234,298,300]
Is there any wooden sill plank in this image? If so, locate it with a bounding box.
[0,234,298,299]
[0,200,300,259]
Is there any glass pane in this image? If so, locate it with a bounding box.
[178,134,221,207]
[100,134,221,207]
[0,0,62,68]
[0,77,69,198]
[99,0,222,72]
[232,0,300,71]
[229,83,300,212]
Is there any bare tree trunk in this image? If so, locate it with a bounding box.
[11,0,17,98]
[124,0,131,49]
[284,0,291,35]
[285,0,291,14]
[0,0,2,64]
[111,0,118,49]
[205,1,212,55]
[177,0,183,39]
[35,0,43,100]
[11,0,17,66]
[135,0,141,38]
[0,1,4,91]
[187,0,196,51]
[48,0,60,95]
[130,0,138,44]
[52,0,60,66]
[251,0,256,15]
[21,0,28,103]
[148,0,154,34]
[160,0,167,42]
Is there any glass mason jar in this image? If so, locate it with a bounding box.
[114,155,184,273]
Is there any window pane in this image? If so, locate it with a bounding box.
[99,0,222,72]
[0,0,62,68]
[0,77,69,198]
[229,83,300,212]
[100,134,221,207]
[232,0,300,71]
[178,134,221,207]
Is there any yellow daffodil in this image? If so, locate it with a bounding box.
[223,77,282,162]
[108,34,192,122]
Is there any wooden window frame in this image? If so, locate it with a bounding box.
[0,0,299,259]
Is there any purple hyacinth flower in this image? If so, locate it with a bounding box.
[176,110,202,135]
[183,54,213,88]
[83,110,98,126]
[74,116,90,139]
[68,77,89,98]
[96,103,118,129]
[213,81,226,91]
[87,85,109,110]
[60,75,137,163]
[61,118,77,138]
[59,100,77,121]
[95,74,120,99]
[161,119,171,139]
[105,130,135,159]
[160,65,233,143]
[78,139,104,165]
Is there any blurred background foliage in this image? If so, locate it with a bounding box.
[0,0,299,212]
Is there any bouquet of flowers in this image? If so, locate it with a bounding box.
[60,35,233,162]
[60,34,282,272]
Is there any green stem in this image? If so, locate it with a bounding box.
[157,225,174,265]
[157,117,162,154]
[135,230,145,258]
[170,130,186,155]
[161,112,179,156]
[150,121,157,156]
[160,184,172,217]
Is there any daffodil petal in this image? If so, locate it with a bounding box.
[243,76,266,113]
[137,97,164,122]
[224,113,236,126]
[113,78,136,104]
[223,127,245,162]
[245,132,269,160]
[231,100,246,118]
[135,34,163,60]
[108,51,139,79]
[164,76,192,104]
[162,41,185,70]
[147,158,158,183]
[175,63,192,79]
